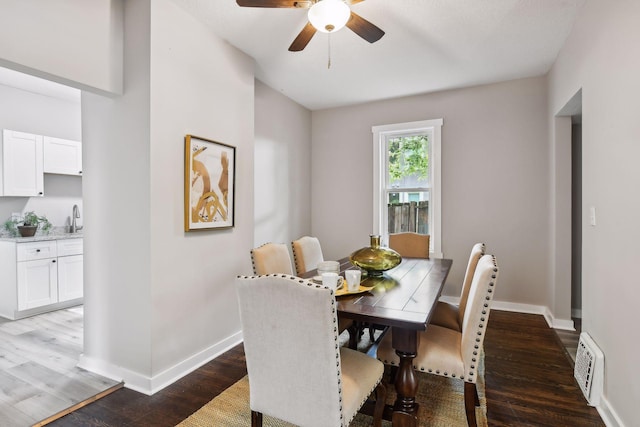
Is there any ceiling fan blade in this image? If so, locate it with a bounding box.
[346,11,385,43]
[289,22,317,51]
[236,0,311,8]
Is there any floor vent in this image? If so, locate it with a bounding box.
[574,332,604,406]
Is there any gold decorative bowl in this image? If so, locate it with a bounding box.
[350,235,401,277]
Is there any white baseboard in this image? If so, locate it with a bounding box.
[597,394,626,427]
[77,354,124,385]
[439,296,575,331]
[438,295,459,305]
[76,299,579,396]
[78,330,243,395]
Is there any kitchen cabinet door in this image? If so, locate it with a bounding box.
[1,130,44,196]
[43,136,82,176]
[57,254,83,301]
[17,258,58,310]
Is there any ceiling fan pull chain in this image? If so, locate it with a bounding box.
[328,32,332,69]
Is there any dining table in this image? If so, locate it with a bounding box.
[301,256,453,427]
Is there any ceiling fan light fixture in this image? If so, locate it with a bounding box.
[308,0,350,33]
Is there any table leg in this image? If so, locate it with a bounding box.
[391,328,419,427]
[347,321,360,350]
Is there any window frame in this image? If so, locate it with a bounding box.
[372,119,443,258]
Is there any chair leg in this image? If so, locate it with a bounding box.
[474,381,480,406]
[464,382,478,427]
[251,410,263,427]
[372,382,387,427]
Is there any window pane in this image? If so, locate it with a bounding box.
[386,135,429,189]
[386,191,429,235]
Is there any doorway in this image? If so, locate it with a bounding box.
[0,66,116,425]
[557,89,583,329]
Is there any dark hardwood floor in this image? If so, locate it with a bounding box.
[49,310,603,426]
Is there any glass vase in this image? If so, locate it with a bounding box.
[349,235,402,276]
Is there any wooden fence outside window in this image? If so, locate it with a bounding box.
[387,201,429,234]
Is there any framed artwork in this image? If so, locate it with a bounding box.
[184,135,235,231]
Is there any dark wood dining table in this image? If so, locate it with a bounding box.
[301,256,453,427]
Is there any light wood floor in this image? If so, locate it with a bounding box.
[0,307,121,427]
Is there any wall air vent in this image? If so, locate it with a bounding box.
[574,332,604,406]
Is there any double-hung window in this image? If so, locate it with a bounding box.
[372,119,443,257]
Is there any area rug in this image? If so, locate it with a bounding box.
[178,362,487,427]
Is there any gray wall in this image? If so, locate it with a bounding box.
[254,80,312,250]
[549,1,640,424]
[0,0,123,94]
[79,0,255,392]
[311,77,551,308]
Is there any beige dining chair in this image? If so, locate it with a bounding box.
[388,232,430,259]
[236,274,386,427]
[376,254,499,427]
[430,243,485,331]
[250,242,294,275]
[291,235,324,275]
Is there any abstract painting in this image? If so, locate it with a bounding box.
[184,135,235,230]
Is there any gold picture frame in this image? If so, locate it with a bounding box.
[184,135,235,231]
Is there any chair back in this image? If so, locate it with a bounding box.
[291,236,324,275]
[250,243,294,275]
[460,254,499,383]
[457,243,486,327]
[388,232,430,258]
[236,274,343,426]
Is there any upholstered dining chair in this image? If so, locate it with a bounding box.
[429,243,485,331]
[250,242,294,275]
[388,232,430,259]
[236,274,386,427]
[376,254,499,427]
[291,235,324,275]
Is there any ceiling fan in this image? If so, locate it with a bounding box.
[236,0,385,52]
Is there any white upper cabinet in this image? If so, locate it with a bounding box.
[43,136,82,176]
[1,129,83,197]
[1,130,44,197]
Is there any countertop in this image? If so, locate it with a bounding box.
[0,229,83,243]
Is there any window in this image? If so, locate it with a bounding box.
[372,119,443,257]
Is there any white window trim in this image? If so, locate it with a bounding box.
[372,119,443,258]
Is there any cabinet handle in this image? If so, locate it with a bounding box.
[36,249,41,252]
[79,171,82,174]
[38,192,43,195]
[52,260,56,263]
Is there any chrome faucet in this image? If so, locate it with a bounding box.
[71,204,83,233]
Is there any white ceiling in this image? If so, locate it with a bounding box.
[0,66,80,103]
[173,0,585,110]
[0,1,585,111]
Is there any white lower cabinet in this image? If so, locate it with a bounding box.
[57,254,83,301]
[17,257,58,310]
[0,237,83,319]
